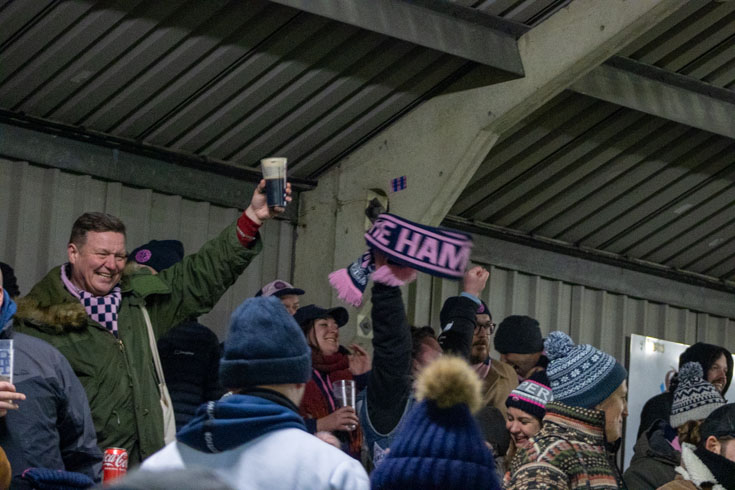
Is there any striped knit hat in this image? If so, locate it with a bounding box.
[545,331,627,409]
[670,362,726,428]
[505,370,553,422]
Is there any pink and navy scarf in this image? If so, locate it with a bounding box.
[329,213,473,307]
[61,264,122,337]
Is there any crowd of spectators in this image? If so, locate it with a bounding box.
[1,179,734,489]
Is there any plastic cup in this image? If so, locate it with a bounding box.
[332,379,357,431]
[0,339,13,384]
[260,157,287,208]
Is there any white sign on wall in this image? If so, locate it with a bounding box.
[625,334,735,470]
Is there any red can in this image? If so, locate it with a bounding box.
[103,447,128,483]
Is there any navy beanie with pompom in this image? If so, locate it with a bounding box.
[219,296,311,388]
[370,356,501,490]
[545,331,627,409]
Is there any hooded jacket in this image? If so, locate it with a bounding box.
[624,419,680,489]
[142,390,369,490]
[0,290,102,482]
[14,223,261,464]
[639,343,733,438]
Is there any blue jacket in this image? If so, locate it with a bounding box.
[0,290,102,482]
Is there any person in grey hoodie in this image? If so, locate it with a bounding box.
[140,296,369,490]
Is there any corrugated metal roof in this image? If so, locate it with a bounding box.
[449,0,735,284]
[1,0,733,284]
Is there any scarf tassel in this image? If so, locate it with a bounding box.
[328,268,365,308]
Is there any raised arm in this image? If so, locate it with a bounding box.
[438,266,489,360]
[365,282,413,435]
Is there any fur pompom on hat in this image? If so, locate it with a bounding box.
[545,331,627,409]
[670,362,725,428]
[370,356,500,490]
[219,296,311,388]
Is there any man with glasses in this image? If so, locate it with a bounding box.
[438,271,517,417]
[659,403,735,489]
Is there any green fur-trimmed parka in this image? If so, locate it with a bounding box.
[14,223,261,465]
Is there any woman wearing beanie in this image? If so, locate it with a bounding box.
[370,356,501,490]
[625,362,726,489]
[503,370,552,473]
[294,304,370,459]
[506,331,628,490]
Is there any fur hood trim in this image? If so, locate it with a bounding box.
[15,296,88,334]
[675,443,725,490]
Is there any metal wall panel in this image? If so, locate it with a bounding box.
[0,159,295,339]
[406,262,733,364]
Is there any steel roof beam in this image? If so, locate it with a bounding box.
[572,56,735,139]
[268,0,527,78]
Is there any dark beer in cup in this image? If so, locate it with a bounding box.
[261,157,287,207]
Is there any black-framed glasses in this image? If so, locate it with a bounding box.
[475,321,496,334]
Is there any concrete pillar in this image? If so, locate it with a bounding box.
[293,0,690,338]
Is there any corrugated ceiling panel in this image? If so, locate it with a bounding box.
[453,92,735,282]
[621,0,735,89]
[0,0,473,179]
[0,159,296,339]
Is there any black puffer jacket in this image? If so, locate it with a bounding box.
[157,320,225,430]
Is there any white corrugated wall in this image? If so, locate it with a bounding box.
[0,160,295,339]
[407,265,735,363]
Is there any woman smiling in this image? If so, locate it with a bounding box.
[504,371,552,470]
[294,305,371,459]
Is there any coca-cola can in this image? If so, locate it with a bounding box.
[103,447,128,483]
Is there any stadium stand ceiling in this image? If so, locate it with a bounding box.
[1,0,734,289]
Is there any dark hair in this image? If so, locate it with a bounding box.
[0,262,20,298]
[411,326,436,360]
[680,342,733,394]
[69,212,126,247]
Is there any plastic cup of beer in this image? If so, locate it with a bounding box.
[0,339,13,384]
[332,379,357,431]
[260,157,288,208]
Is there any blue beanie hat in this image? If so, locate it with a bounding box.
[545,331,627,409]
[219,297,311,388]
[129,239,184,272]
[370,357,500,490]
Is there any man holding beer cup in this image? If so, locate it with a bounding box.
[14,165,291,466]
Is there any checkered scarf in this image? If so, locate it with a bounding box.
[61,263,122,337]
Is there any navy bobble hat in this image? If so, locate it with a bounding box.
[370,356,500,490]
[219,296,311,388]
[494,315,544,354]
[545,331,627,409]
[129,239,184,272]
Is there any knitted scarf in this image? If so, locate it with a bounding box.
[329,213,472,307]
[61,264,122,337]
[299,349,363,458]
